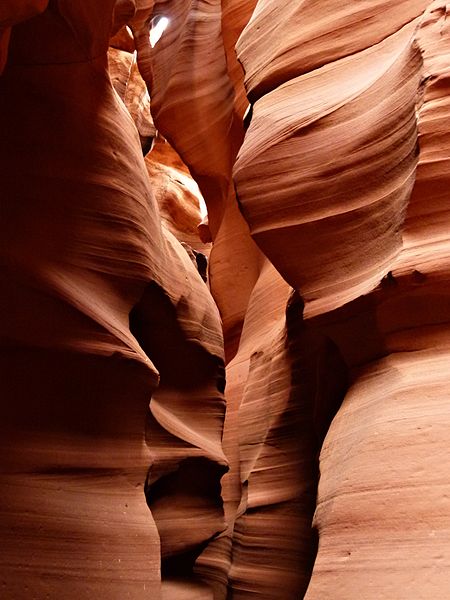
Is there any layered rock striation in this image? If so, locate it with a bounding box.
[1,2,226,598]
[1,1,450,599]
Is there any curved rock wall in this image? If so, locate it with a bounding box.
[305,4,450,598]
[234,21,423,314]
[1,1,450,599]
[1,2,226,598]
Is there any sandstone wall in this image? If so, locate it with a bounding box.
[1,1,449,599]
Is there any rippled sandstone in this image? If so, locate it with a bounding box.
[1,1,450,599]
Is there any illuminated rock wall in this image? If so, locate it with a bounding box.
[1,1,449,599]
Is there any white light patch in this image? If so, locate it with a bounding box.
[198,194,208,220]
[149,16,169,48]
[181,178,207,219]
[173,170,208,219]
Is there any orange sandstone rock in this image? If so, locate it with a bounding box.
[0,2,226,598]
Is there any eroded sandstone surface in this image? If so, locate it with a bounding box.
[1,1,449,599]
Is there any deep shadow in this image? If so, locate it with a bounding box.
[129,281,227,580]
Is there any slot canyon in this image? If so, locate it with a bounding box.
[1,1,450,598]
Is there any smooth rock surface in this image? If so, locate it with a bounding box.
[2,1,450,599]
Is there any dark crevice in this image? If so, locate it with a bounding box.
[286,290,349,597]
[226,289,348,598]
[129,280,227,584]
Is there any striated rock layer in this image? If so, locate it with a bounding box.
[221,263,347,599]
[1,2,226,598]
[234,20,423,314]
[305,4,450,598]
[232,1,450,598]
[1,0,450,599]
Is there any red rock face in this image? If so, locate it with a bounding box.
[1,1,450,599]
[1,2,225,598]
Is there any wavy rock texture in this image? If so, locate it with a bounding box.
[234,21,423,315]
[232,0,450,598]
[209,0,262,361]
[132,0,235,235]
[207,198,264,362]
[236,0,430,101]
[221,263,347,599]
[145,156,209,254]
[221,0,257,120]
[130,228,227,584]
[128,0,264,360]
[108,45,155,152]
[305,4,450,598]
[2,0,450,599]
[108,44,210,259]
[128,0,261,363]
[0,3,161,597]
[1,2,226,598]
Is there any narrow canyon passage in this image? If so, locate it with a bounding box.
[1,1,450,599]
